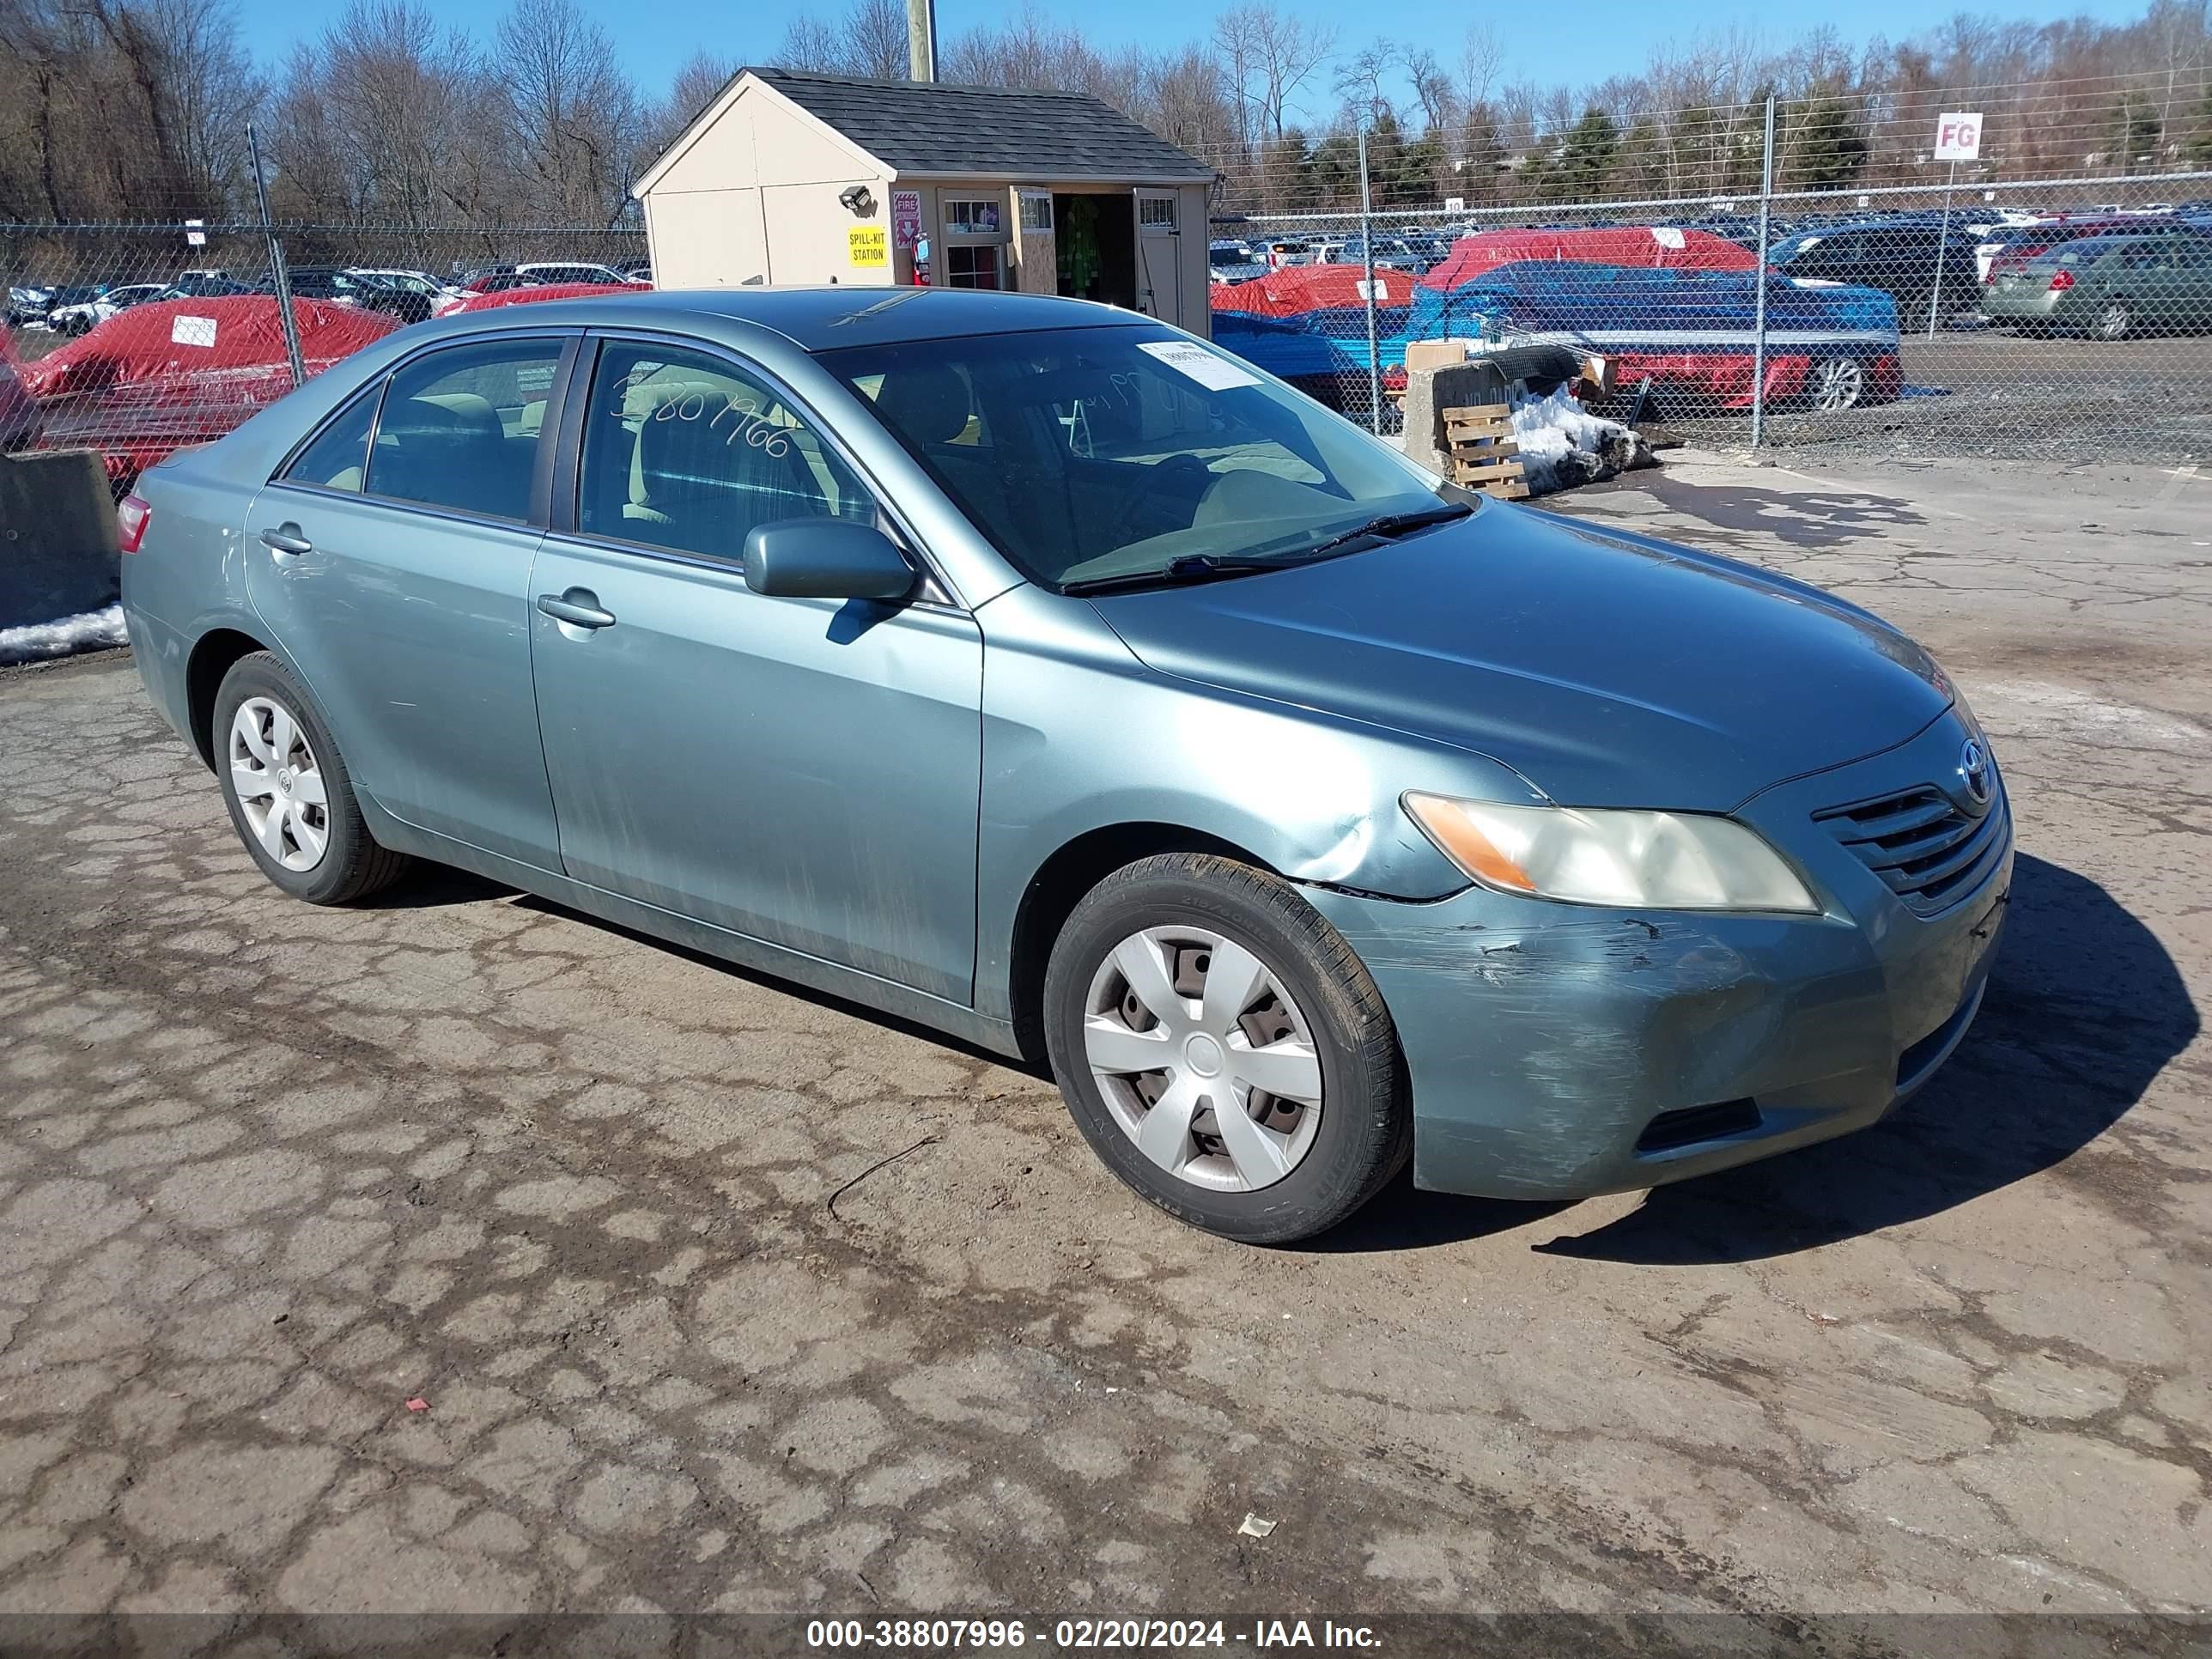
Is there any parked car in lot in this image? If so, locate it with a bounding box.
[119,289,2009,1242]
[1209,240,1267,284]
[1975,216,2172,284]
[348,267,468,314]
[5,285,56,328]
[1407,261,1902,413]
[516,260,629,287]
[1764,220,1982,325]
[1312,236,1426,273]
[51,283,171,336]
[1981,232,2212,338]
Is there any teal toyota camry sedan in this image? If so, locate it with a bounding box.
[118,289,2010,1243]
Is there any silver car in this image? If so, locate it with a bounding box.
[119,289,2010,1243]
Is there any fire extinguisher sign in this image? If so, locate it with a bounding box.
[1934,113,1983,161]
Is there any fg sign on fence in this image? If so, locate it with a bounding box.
[1935,112,1983,161]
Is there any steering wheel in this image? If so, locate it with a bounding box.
[1113,453,1215,533]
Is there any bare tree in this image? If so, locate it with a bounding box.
[1213,3,1336,143]
[493,0,639,223]
[1401,44,1455,133]
[777,0,907,80]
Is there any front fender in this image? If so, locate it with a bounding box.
[972,583,1532,1021]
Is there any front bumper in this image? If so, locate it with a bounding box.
[1307,713,2011,1200]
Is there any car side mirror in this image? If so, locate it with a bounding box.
[742,518,915,602]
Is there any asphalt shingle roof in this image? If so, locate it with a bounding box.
[749,68,1216,184]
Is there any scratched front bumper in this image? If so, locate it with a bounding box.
[1306,714,2012,1201]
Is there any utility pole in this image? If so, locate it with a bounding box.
[907,0,936,82]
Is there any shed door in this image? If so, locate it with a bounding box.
[1135,191,1182,323]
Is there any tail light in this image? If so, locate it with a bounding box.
[116,493,152,554]
[2048,270,2075,292]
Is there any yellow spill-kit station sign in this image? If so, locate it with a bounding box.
[848,226,888,268]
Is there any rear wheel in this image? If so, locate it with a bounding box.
[1042,854,1409,1243]
[1808,356,1867,412]
[2096,301,2132,341]
[213,653,410,905]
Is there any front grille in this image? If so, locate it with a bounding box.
[1814,784,2008,915]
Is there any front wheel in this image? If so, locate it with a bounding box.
[1042,854,1410,1243]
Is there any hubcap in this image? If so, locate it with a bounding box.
[1082,926,1322,1194]
[228,697,330,872]
[2101,307,2128,339]
[1813,359,1864,412]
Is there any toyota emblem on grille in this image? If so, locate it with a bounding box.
[1959,738,1992,806]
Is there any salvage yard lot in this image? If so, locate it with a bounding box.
[0,453,2207,1625]
[1686,328,2212,459]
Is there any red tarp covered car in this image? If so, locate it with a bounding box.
[1210,264,1425,317]
[435,281,651,318]
[21,296,399,487]
[1419,227,1759,291]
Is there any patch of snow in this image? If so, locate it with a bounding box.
[0,602,127,665]
[1509,387,1652,495]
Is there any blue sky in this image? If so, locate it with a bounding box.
[230,0,2148,118]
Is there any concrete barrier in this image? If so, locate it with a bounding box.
[1401,360,1512,479]
[0,449,119,627]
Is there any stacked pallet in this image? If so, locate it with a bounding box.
[1440,404,1528,500]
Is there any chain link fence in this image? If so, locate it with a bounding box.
[3,222,645,492]
[6,74,2212,489]
[1192,67,2212,464]
[1205,167,2212,464]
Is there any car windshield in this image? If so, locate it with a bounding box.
[820,324,1453,592]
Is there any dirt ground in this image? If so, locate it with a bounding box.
[0,452,2206,1643]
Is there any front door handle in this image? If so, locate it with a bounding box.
[259,524,313,557]
[536,589,617,630]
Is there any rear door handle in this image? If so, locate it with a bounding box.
[536,589,617,630]
[259,524,313,557]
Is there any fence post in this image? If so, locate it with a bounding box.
[248,122,307,390]
[1749,94,1776,451]
[1358,125,1381,435]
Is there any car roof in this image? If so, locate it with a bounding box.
[430,287,1145,350]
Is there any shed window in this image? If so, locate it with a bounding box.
[945,246,1002,289]
[944,199,1002,235]
[1018,194,1054,233]
[1139,197,1178,229]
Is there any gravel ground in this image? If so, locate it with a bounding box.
[0,453,2207,1646]
[1673,330,2212,463]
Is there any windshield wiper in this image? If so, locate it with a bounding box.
[1059,503,1473,598]
[1297,502,1472,560]
[1060,553,1299,597]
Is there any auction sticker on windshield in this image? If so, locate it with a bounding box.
[1138,339,1259,392]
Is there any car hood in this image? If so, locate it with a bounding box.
[1086,502,1951,811]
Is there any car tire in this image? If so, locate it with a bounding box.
[2097,302,2131,341]
[212,652,410,905]
[1808,356,1867,412]
[1042,853,1410,1244]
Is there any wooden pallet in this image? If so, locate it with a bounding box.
[1440,403,1528,499]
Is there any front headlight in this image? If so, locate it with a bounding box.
[1402,793,1820,914]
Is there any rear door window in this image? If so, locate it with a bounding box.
[281,387,382,494]
[363,338,564,522]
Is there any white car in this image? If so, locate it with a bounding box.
[48,283,170,336]
[346,267,468,310]
[516,261,630,287]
